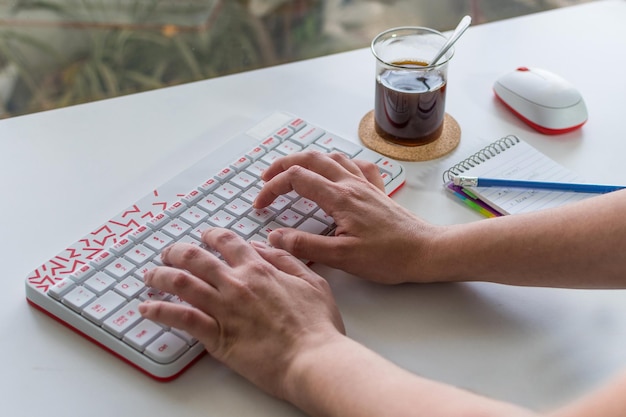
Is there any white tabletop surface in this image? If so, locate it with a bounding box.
[2,1,626,415]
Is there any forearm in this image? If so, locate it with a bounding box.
[548,370,626,417]
[283,333,536,417]
[422,190,626,288]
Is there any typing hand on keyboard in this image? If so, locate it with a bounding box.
[139,227,346,398]
[25,111,406,380]
[255,151,424,285]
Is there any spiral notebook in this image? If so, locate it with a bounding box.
[442,135,593,216]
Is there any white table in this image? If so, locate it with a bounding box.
[2,1,626,415]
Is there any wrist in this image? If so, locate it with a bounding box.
[403,222,459,284]
[280,331,354,413]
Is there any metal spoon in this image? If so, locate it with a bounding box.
[430,15,472,66]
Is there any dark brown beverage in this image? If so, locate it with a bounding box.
[374,60,446,146]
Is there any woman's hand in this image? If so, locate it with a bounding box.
[139,228,345,398]
[254,151,441,284]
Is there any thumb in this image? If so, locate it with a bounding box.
[269,228,340,265]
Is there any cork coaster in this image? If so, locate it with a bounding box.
[358,111,461,161]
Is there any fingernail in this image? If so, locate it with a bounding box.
[249,240,267,249]
[268,230,283,248]
[144,269,154,285]
[160,245,172,262]
[138,301,150,315]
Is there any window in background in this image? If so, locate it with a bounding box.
[0,0,595,118]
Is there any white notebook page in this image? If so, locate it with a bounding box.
[452,138,592,215]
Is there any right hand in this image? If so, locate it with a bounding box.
[254,151,441,284]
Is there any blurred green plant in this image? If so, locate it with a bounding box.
[0,0,325,117]
[0,28,59,115]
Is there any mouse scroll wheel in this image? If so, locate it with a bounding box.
[516,67,530,72]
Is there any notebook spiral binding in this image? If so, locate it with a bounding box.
[442,135,521,182]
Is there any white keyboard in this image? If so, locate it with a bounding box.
[24,111,406,380]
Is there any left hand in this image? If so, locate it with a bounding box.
[139,228,345,399]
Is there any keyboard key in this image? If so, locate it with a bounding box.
[140,287,170,302]
[231,172,257,189]
[129,224,151,241]
[171,327,198,346]
[261,150,283,165]
[288,117,305,131]
[84,271,117,295]
[354,147,383,164]
[231,218,261,239]
[214,183,241,201]
[276,141,303,155]
[89,249,114,269]
[230,156,252,172]
[248,207,275,225]
[245,146,265,161]
[69,264,95,283]
[276,209,303,227]
[125,244,155,266]
[83,291,125,324]
[260,136,281,150]
[102,299,143,338]
[124,319,164,350]
[144,332,188,364]
[198,177,219,193]
[224,198,252,217]
[162,219,191,239]
[146,213,168,230]
[269,195,291,211]
[134,261,159,281]
[215,166,235,181]
[197,195,226,214]
[48,277,76,300]
[105,258,135,280]
[313,208,335,226]
[115,276,145,299]
[189,222,211,241]
[292,125,325,146]
[178,207,208,226]
[181,189,203,205]
[207,210,236,228]
[177,235,202,246]
[259,221,283,237]
[377,157,403,178]
[110,238,133,255]
[245,160,269,178]
[315,134,360,157]
[291,197,318,215]
[144,231,174,252]
[62,286,96,312]
[164,201,186,217]
[273,126,292,141]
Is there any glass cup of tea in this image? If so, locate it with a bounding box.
[371,27,453,146]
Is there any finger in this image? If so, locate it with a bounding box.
[249,240,312,279]
[254,164,340,209]
[353,159,385,191]
[326,152,366,178]
[139,300,220,352]
[268,228,356,269]
[261,151,354,184]
[160,242,227,287]
[326,152,384,191]
[144,266,220,315]
[202,228,262,267]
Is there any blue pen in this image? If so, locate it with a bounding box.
[452,176,626,194]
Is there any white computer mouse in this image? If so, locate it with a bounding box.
[493,67,588,134]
